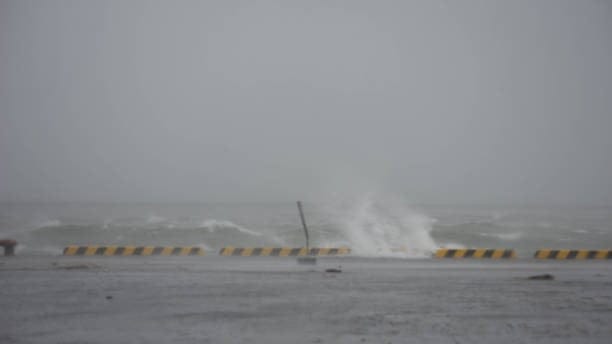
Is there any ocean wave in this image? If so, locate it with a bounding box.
[571,229,589,234]
[200,219,262,237]
[437,242,466,249]
[5,203,610,257]
[478,232,523,241]
[36,219,62,228]
[146,214,167,225]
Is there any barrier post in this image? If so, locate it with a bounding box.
[0,239,17,256]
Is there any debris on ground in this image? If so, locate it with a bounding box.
[55,263,101,270]
[528,274,554,280]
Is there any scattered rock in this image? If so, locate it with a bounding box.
[528,274,554,280]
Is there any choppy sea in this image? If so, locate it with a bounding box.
[2,196,611,258]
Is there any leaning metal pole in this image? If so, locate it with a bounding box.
[297,201,309,252]
[296,201,316,265]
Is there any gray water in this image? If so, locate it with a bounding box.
[2,200,612,343]
[2,198,611,257]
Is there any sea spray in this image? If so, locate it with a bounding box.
[323,193,437,257]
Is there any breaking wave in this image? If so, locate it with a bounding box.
[200,219,262,236]
[478,232,524,241]
[323,193,438,257]
[36,219,62,228]
[3,202,608,257]
[18,216,270,254]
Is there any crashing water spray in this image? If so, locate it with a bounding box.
[325,193,438,257]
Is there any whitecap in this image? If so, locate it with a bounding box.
[37,219,62,228]
[478,232,523,241]
[572,229,589,234]
[146,214,166,224]
[438,242,466,249]
[200,219,262,236]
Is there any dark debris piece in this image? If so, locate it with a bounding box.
[528,274,554,280]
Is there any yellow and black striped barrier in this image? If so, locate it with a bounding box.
[63,246,205,256]
[534,249,612,260]
[219,247,351,257]
[434,248,516,259]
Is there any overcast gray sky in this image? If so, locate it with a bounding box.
[1,0,611,205]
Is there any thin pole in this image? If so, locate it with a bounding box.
[297,201,309,252]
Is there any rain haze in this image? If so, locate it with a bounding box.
[1,0,611,205]
[3,2,612,343]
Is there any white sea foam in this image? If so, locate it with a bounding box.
[146,214,167,224]
[200,219,262,237]
[329,193,437,257]
[37,219,62,228]
[572,229,589,234]
[102,219,112,229]
[438,242,466,249]
[478,232,523,241]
